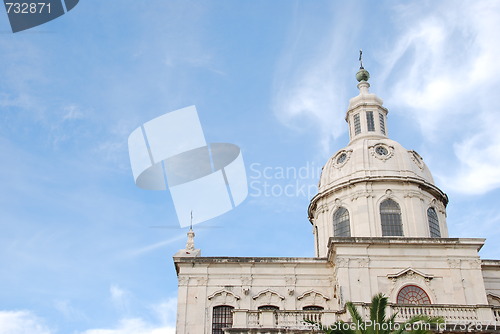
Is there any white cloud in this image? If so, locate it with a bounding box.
[0,310,53,334]
[54,299,88,322]
[80,299,177,334]
[110,285,130,315]
[123,234,185,258]
[149,298,177,327]
[79,318,175,334]
[378,0,500,195]
[274,1,500,195]
[272,2,362,155]
[62,104,85,121]
[0,298,177,334]
[445,112,500,194]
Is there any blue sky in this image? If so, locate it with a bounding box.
[1,1,500,333]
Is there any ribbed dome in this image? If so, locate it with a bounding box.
[319,138,435,194]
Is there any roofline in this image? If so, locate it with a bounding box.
[327,237,485,249]
[173,256,328,264]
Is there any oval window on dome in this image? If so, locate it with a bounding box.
[375,145,388,156]
[336,153,347,164]
[334,150,351,168]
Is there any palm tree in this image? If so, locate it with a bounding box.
[308,293,442,334]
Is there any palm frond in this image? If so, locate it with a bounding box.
[347,301,364,325]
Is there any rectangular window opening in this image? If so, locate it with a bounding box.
[379,112,386,135]
[354,114,361,135]
[366,111,375,132]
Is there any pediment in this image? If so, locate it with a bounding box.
[252,289,285,300]
[387,268,434,281]
[207,289,240,301]
[297,289,330,301]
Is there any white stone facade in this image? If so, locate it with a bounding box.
[173,69,500,333]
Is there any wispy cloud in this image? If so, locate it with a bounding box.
[122,234,185,259]
[62,104,86,121]
[379,0,500,195]
[54,300,88,322]
[272,2,362,155]
[110,285,131,315]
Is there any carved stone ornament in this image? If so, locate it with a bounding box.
[448,259,461,268]
[487,293,500,306]
[316,204,329,215]
[285,275,297,286]
[351,190,374,201]
[387,268,436,300]
[297,290,330,308]
[336,257,350,268]
[369,143,394,161]
[252,289,285,307]
[241,275,253,286]
[196,276,208,285]
[178,276,189,286]
[333,149,353,169]
[208,289,241,308]
[357,258,370,268]
[387,268,434,283]
[468,259,482,269]
[404,190,425,201]
[252,289,285,301]
[409,150,425,170]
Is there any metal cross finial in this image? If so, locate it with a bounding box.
[359,49,364,69]
[190,210,193,230]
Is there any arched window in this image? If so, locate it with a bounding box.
[258,305,279,310]
[333,207,350,237]
[212,305,234,334]
[380,199,403,236]
[303,305,324,311]
[397,285,431,304]
[427,207,441,237]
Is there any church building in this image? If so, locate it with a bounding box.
[173,64,500,333]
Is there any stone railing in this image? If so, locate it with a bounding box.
[231,305,500,330]
[391,304,479,322]
[351,303,497,324]
[493,307,500,322]
[233,309,337,329]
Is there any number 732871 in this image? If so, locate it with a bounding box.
[5,2,51,14]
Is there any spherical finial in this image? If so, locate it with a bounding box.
[356,68,370,82]
[356,49,370,82]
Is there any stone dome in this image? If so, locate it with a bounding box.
[308,65,449,257]
[318,138,435,194]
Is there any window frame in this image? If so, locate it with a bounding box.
[303,305,324,311]
[366,111,375,132]
[397,285,431,305]
[257,305,280,311]
[427,207,441,237]
[380,199,403,236]
[354,113,361,135]
[333,207,351,237]
[212,305,234,334]
[379,112,386,135]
